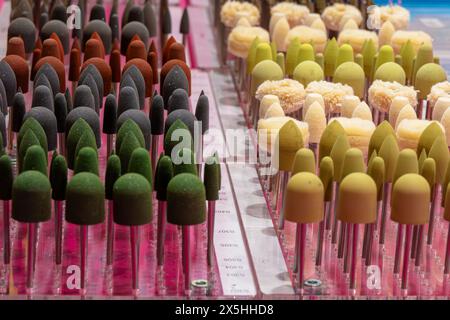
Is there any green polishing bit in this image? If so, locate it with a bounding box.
[293,61,324,87]
[250,60,283,96]
[155,155,173,201]
[167,173,206,225]
[333,62,365,98]
[113,173,152,226]
[173,147,197,176]
[341,148,366,181]
[418,148,427,171]
[164,119,192,158]
[292,148,316,175]
[17,117,48,155]
[0,155,13,200]
[324,38,338,78]
[415,63,447,100]
[270,41,277,62]
[428,135,449,185]
[319,120,346,161]
[65,172,105,225]
[74,130,97,161]
[421,158,436,201]
[12,170,51,223]
[373,45,395,77]
[246,37,261,75]
[412,44,434,85]
[254,42,273,65]
[204,155,220,201]
[23,145,48,176]
[362,39,377,79]
[128,147,152,186]
[368,121,395,159]
[74,147,99,176]
[119,132,141,173]
[319,156,334,202]
[368,149,377,169]
[378,135,400,183]
[116,119,145,152]
[417,122,445,157]
[368,156,385,201]
[393,149,419,184]
[330,134,351,182]
[213,151,221,190]
[355,54,364,69]
[315,53,324,70]
[276,52,285,75]
[18,129,43,173]
[49,151,67,201]
[335,44,354,68]
[286,37,301,77]
[105,152,121,200]
[66,118,95,170]
[400,40,415,83]
[297,43,315,64]
[374,62,406,85]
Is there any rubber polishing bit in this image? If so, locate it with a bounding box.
[143,1,157,37]
[122,66,145,107]
[49,152,67,201]
[368,121,395,160]
[84,38,105,61]
[148,51,158,85]
[73,84,96,112]
[11,91,25,133]
[54,92,67,134]
[121,0,135,28]
[74,146,99,176]
[116,119,145,153]
[165,109,196,138]
[160,60,191,96]
[7,37,26,59]
[123,59,153,98]
[160,6,172,49]
[79,64,104,100]
[121,21,149,56]
[204,154,220,266]
[151,95,164,135]
[105,153,121,201]
[118,86,140,115]
[81,58,112,97]
[128,147,152,185]
[22,144,47,175]
[103,93,118,135]
[293,61,324,87]
[0,61,17,105]
[65,107,101,148]
[168,88,189,114]
[126,39,147,61]
[34,63,60,96]
[173,148,197,176]
[0,81,7,115]
[10,0,33,21]
[34,74,53,97]
[333,62,365,99]
[2,55,29,94]
[168,42,186,62]
[162,65,190,106]
[89,4,106,22]
[23,107,57,151]
[8,17,35,53]
[417,122,445,158]
[119,131,142,173]
[164,119,192,157]
[42,38,62,61]
[0,113,5,148]
[292,148,316,175]
[31,85,54,111]
[117,109,151,150]
[33,56,66,92]
[40,20,69,54]
[50,0,67,22]
[17,117,48,154]
[128,6,144,23]
[374,62,406,85]
[179,8,189,46]
[65,118,96,169]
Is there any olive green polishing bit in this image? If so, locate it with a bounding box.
[113,173,152,226]
[105,153,121,200]
[18,117,48,156]
[285,37,301,77]
[173,147,197,176]
[23,145,48,176]
[421,158,436,201]
[155,154,174,201]
[330,134,351,182]
[164,119,192,158]
[49,152,67,201]
[18,129,43,173]
[335,44,354,68]
[319,156,334,202]
[428,135,449,185]
[204,155,220,201]
[74,131,98,161]
[119,132,141,173]
[74,147,99,176]
[373,45,395,77]
[368,121,395,159]
[116,119,145,153]
[319,120,346,161]
[128,147,152,186]
[368,149,377,169]
[246,37,261,75]
[167,173,206,226]
[417,122,445,157]
[374,62,406,85]
[415,63,447,100]
[400,40,415,82]
[393,149,419,184]
[378,134,400,183]
[418,149,427,171]
[12,170,51,223]
[368,156,386,201]
[333,62,365,98]
[65,172,105,225]
[66,118,95,170]
[324,38,338,78]
[412,44,434,85]
[292,148,316,175]
[341,148,366,181]
[362,39,377,79]
[0,155,13,200]
[293,61,324,87]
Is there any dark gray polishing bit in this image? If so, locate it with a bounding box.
[12,91,26,132]
[83,20,112,53]
[103,93,117,134]
[50,2,67,23]
[40,20,70,53]
[35,63,60,98]
[79,64,103,104]
[168,88,189,114]
[90,4,106,22]
[0,80,7,115]
[195,94,209,134]
[39,12,49,31]
[117,109,151,150]
[162,65,188,106]
[161,7,172,35]
[0,113,6,148]
[10,0,33,21]
[180,8,189,35]
[121,0,135,28]
[118,86,139,115]
[165,109,196,137]
[80,74,101,112]
[143,1,157,37]
[110,13,120,41]
[122,66,145,108]
[120,21,149,55]
[54,92,67,133]
[120,74,139,101]
[65,107,101,147]
[150,95,164,135]
[33,74,53,97]
[32,85,54,111]
[65,88,72,112]
[128,6,144,23]
[0,61,17,105]
[8,17,36,54]
[73,85,96,112]
[23,107,57,150]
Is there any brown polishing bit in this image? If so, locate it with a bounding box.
[32,56,66,92]
[72,36,81,52]
[168,42,186,62]
[149,40,157,55]
[31,48,41,72]
[110,49,121,84]
[3,55,30,93]
[34,38,42,50]
[148,52,158,84]
[69,48,81,82]
[112,38,120,52]
[162,36,176,65]
[81,57,112,96]
[50,33,64,62]
[126,39,147,61]
[89,32,106,57]
[7,37,26,59]
[84,38,105,61]
[42,38,62,61]
[123,58,153,97]
[160,59,191,96]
